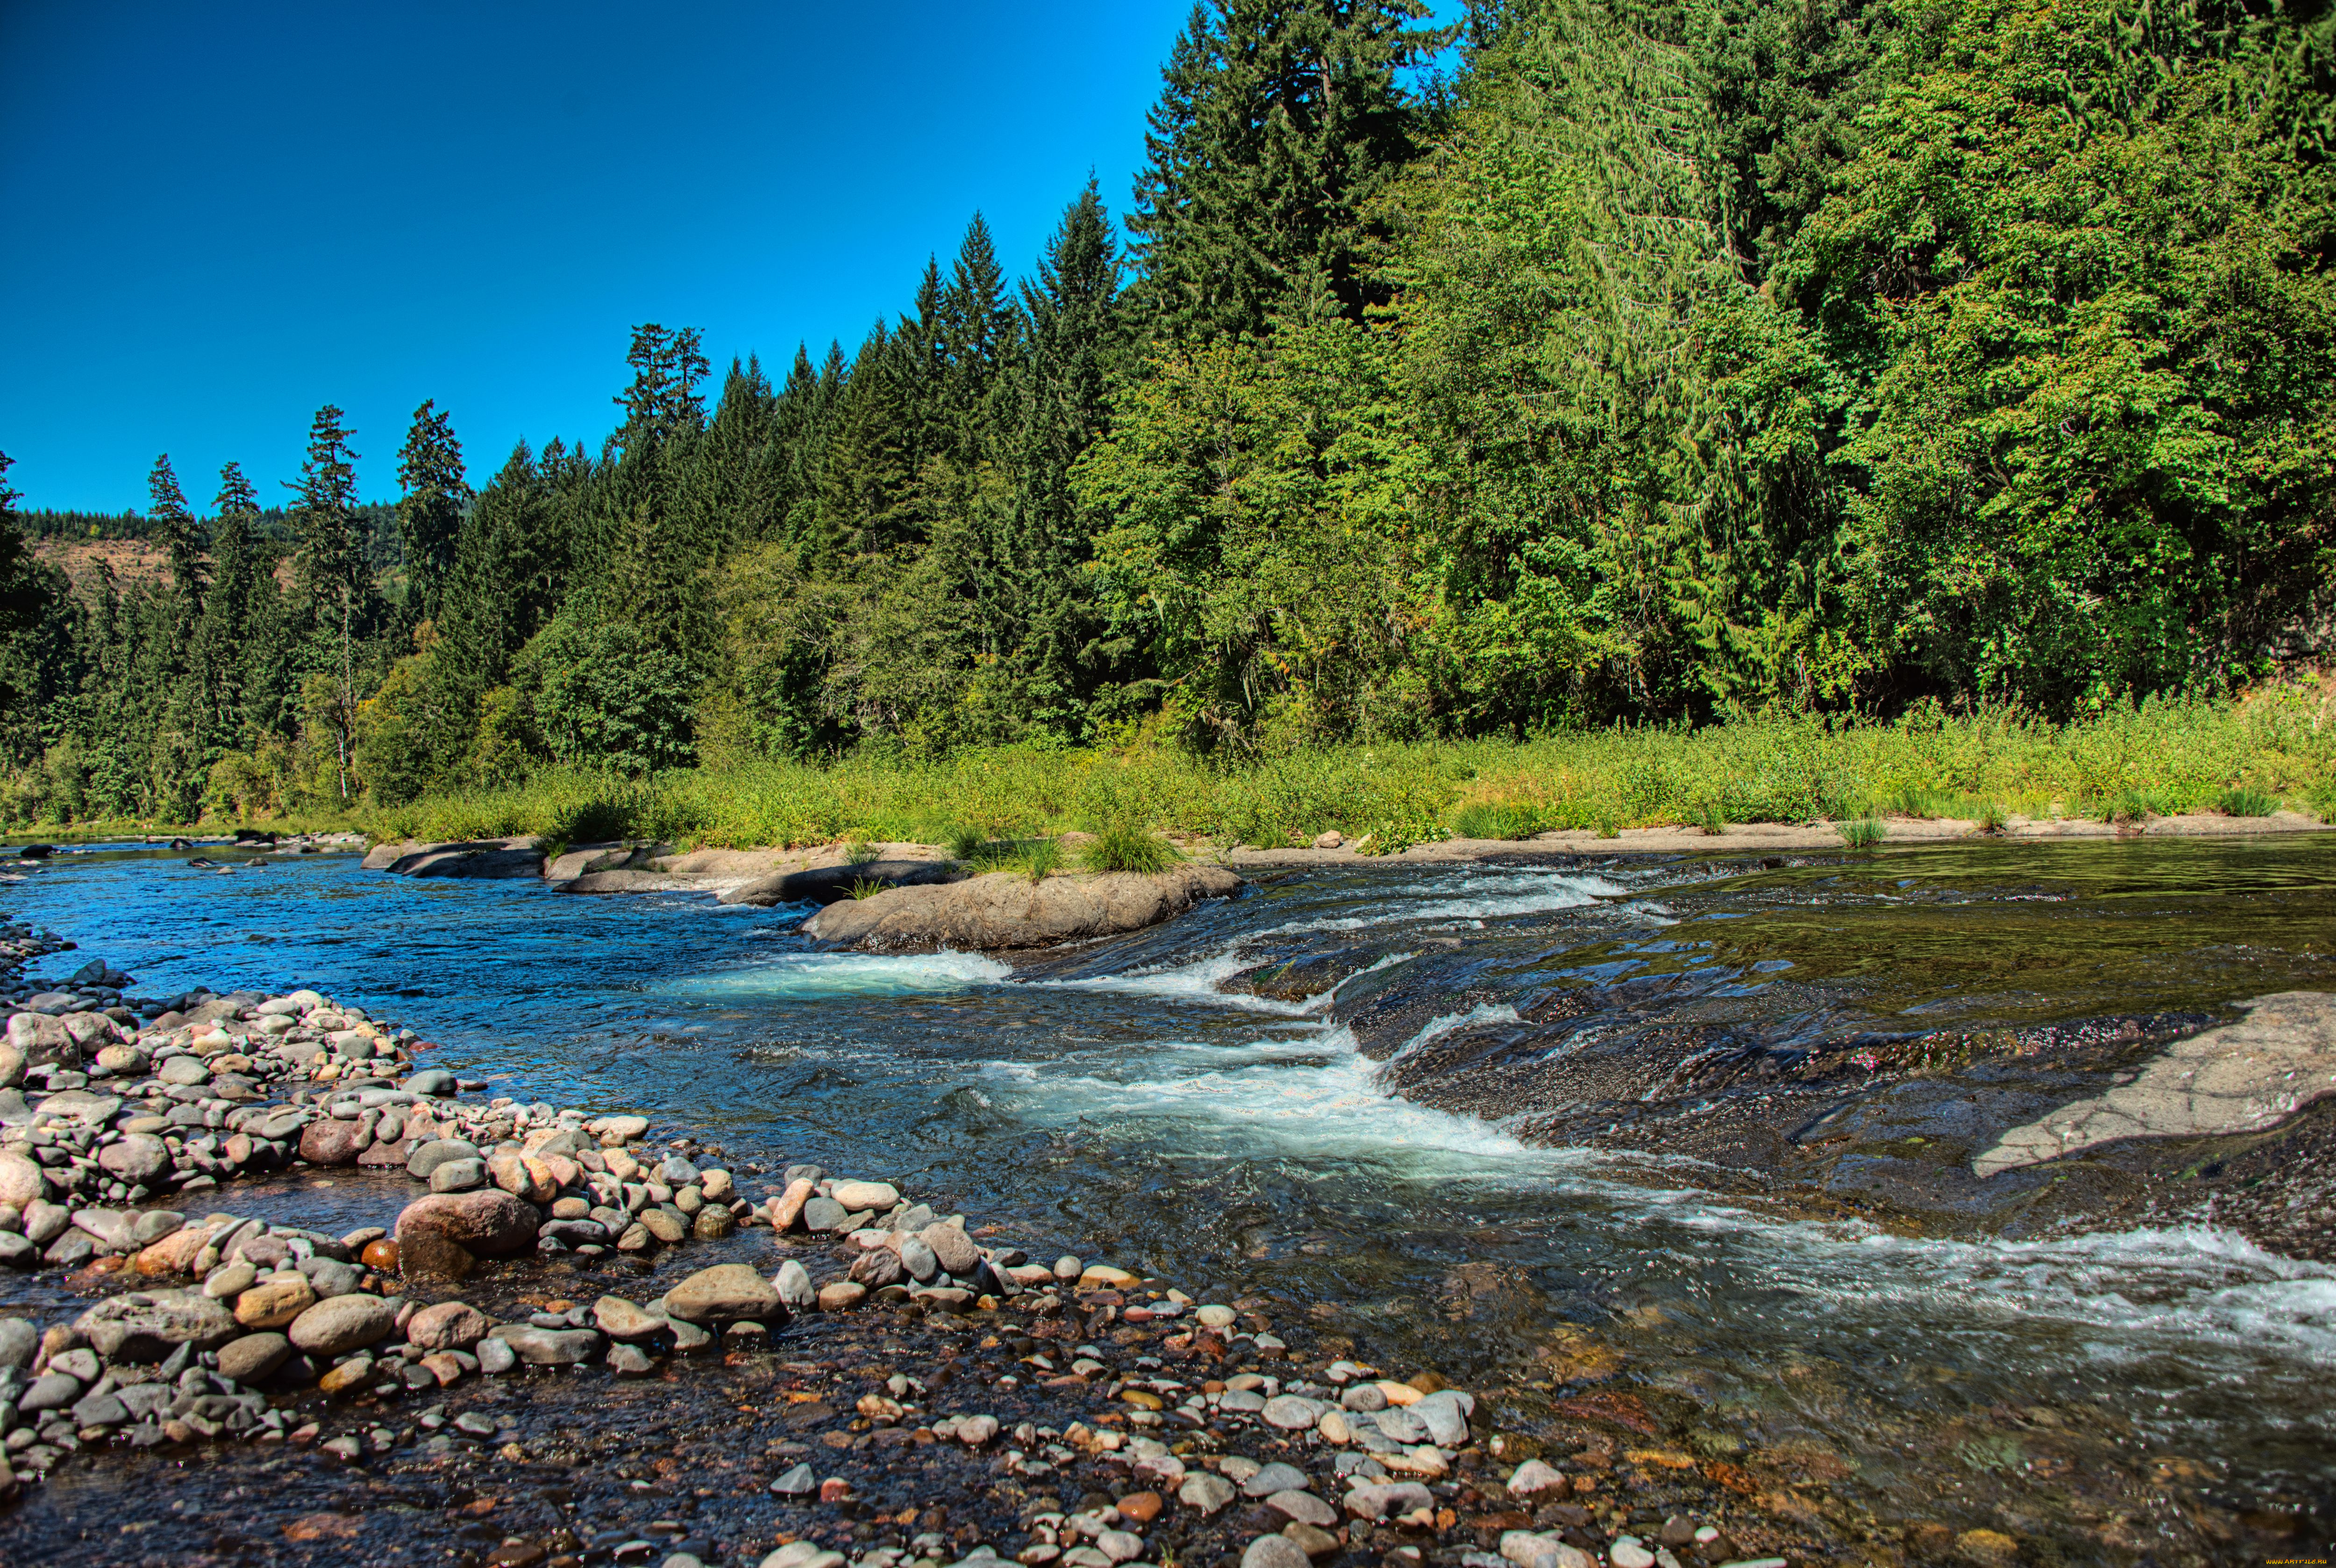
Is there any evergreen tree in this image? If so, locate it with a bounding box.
[145,454,207,610]
[1009,180,1125,726]
[289,405,370,799]
[1127,0,1445,344]
[395,399,470,626]
[940,214,1017,458]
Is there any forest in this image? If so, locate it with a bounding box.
[0,0,2330,830]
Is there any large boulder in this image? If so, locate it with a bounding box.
[394,1190,541,1281]
[803,864,1245,952]
[75,1290,240,1361]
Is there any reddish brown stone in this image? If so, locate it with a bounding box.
[298,1118,368,1166]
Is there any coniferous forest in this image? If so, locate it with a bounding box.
[1,0,2332,826]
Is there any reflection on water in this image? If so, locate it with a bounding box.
[8,835,2336,1541]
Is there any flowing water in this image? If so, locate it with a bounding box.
[7,837,2335,1559]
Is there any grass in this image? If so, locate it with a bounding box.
[1453,801,1545,841]
[846,877,886,900]
[843,840,881,864]
[1975,800,2008,835]
[2217,786,2279,817]
[21,678,2336,851]
[1081,820,1180,874]
[1021,837,1061,883]
[1839,818,1887,849]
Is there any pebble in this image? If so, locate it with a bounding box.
[1610,1540,1656,1568]
[1179,1474,1235,1514]
[1500,1533,1591,1568]
[1244,1461,1309,1497]
[1241,1536,1311,1568]
[1507,1459,1567,1496]
[1267,1491,1338,1528]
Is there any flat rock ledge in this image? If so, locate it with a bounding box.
[1975,990,2336,1176]
[805,864,1245,952]
[360,838,545,879]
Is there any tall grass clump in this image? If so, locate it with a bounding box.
[1081,820,1180,873]
[1839,818,1887,849]
[2217,786,2277,817]
[1021,837,1061,883]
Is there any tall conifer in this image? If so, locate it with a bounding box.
[395,399,470,627]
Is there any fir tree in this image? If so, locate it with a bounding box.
[145,454,207,611]
[289,405,368,799]
[395,399,470,627]
[1127,0,1444,344]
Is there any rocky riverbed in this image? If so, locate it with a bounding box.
[0,931,1800,1568]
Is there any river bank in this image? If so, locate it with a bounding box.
[0,839,2328,1566]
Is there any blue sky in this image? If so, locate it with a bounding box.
[0,0,1201,511]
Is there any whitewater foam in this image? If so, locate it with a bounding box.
[663,949,1013,1000]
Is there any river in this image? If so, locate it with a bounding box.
[5,837,2332,1562]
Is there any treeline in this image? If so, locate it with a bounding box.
[2,0,2332,824]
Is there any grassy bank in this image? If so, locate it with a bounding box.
[17,683,2336,853]
[346,684,2336,855]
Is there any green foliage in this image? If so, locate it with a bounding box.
[1976,800,2008,834]
[1453,800,1544,840]
[844,839,880,863]
[1080,820,1180,873]
[1839,817,1887,848]
[2217,786,2278,817]
[848,877,886,900]
[520,616,698,777]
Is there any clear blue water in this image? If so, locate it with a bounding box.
[7,837,2335,1542]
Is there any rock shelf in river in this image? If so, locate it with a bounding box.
[804,865,1246,952]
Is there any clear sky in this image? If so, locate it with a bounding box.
[0,0,1199,512]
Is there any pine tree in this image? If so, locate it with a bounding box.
[395,399,470,627]
[613,324,711,456]
[146,454,207,611]
[940,214,1017,460]
[1127,0,1444,345]
[289,405,368,799]
[191,461,264,750]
